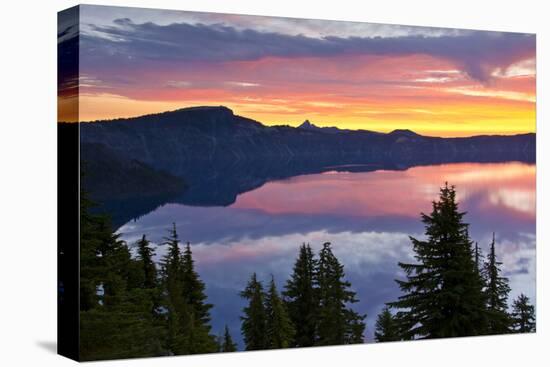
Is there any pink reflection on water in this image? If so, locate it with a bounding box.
[232,162,535,220]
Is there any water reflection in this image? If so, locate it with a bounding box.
[233,162,535,220]
[117,162,535,345]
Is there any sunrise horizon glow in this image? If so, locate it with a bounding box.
[58,5,536,138]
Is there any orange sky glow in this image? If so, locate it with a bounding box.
[58,8,536,137]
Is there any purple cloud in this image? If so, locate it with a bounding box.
[79,19,535,82]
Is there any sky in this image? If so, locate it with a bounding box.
[59,5,536,136]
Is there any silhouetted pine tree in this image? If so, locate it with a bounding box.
[483,233,512,334]
[79,188,137,312]
[165,302,186,355]
[265,276,295,349]
[79,190,162,360]
[79,189,109,312]
[181,242,213,328]
[159,224,189,354]
[374,307,400,342]
[134,234,161,315]
[136,235,157,289]
[510,294,536,333]
[315,242,365,345]
[181,241,217,353]
[220,325,238,352]
[180,308,217,354]
[160,223,184,310]
[160,224,217,354]
[389,183,487,339]
[473,240,490,323]
[474,242,484,277]
[80,287,164,360]
[344,308,367,344]
[283,244,318,347]
[161,226,183,327]
[240,273,268,350]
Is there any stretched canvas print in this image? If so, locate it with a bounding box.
[58,4,537,361]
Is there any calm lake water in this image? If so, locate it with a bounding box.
[117,161,536,345]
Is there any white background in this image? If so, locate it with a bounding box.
[1,0,547,365]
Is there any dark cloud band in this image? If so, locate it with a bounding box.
[79,19,535,82]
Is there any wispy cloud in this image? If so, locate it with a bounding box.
[165,80,193,88]
[445,86,535,102]
[492,58,536,78]
[224,81,261,88]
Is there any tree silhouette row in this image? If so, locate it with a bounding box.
[240,242,365,351]
[375,184,535,341]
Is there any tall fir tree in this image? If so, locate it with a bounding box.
[80,287,164,360]
[180,308,217,354]
[220,325,238,352]
[473,241,488,313]
[315,242,365,345]
[389,183,487,339]
[265,276,295,349]
[181,241,213,328]
[161,223,183,304]
[160,224,217,355]
[374,307,400,342]
[181,241,217,353]
[344,308,367,344]
[240,273,268,350]
[283,244,318,347]
[135,235,157,289]
[80,188,135,311]
[159,224,190,355]
[510,294,536,333]
[483,233,512,334]
[165,301,186,355]
[79,189,102,312]
[134,234,161,316]
[474,242,484,277]
[79,189,163,360]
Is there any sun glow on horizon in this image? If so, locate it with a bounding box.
[61,88,535,138]
[58,10,536,137]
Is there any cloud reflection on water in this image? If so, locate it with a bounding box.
[117,161,535,345]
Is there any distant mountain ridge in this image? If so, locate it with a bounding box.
[69,105,535,225]
[75,105,534,139]
[77,105,535,170]
[388,129,422,137]
[297,119,351,134]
